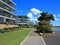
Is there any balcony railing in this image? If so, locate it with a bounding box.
[0,0,16,11]
[10,0,16,6]
[2,0,16,6]
[0,5,16,14]
[0,15,16,20]
[18,23,27,24]
[0,12,16,20]
[0,7,16,16]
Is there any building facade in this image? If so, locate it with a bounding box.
[18,16,31,26]
[0,0,16,24]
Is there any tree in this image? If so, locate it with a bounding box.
[38,12,54,21]
[37,12,55,33]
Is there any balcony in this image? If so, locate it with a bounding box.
[10,0,16,6]
[0,15,16,20]
[0,10,16,20]
[0,0,16,11]
[2,0,16,6]
[18,23,27,24]
[0,17,5,23]
[0,4,16,14]
[0,7,16,16]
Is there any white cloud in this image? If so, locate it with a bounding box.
[53,15,56,17]
[27,12,33,18]
[38,14,41,17]
[30,17,37,21]
[31,8,42,15]
[53,14,59,20]
[27,8,42,23]
[30,18,37,21]
[27,13,38,22]
[55,18,59,20]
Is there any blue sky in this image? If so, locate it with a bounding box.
[13,0,60,26]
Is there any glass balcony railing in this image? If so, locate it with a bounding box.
[2,0,15,6]
[0,5,16,14]
[0,12,16,19]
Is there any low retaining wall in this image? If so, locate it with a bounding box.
[0,24,18,29]
[40,32,56,36]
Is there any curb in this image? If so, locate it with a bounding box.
[20,29,32,45]
[40,36,47,45]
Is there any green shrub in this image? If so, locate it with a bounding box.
[0,29,5,33]
[0,27,20,33]
[37,20,53,33]
[4,28,10,32]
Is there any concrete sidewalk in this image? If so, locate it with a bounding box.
[20,28,46,45]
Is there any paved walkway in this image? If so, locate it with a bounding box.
[21,28,46,45]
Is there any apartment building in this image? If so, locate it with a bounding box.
[0,0,17,24]
[17,16,31,26]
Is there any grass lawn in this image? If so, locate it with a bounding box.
[0,28,31,45]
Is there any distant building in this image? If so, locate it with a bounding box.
[17,16,31,26]
[0,0,16,24]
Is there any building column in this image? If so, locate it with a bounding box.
[3,18,6,22]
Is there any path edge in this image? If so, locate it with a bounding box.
[41,36,47,45]
[20,28,32,45]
